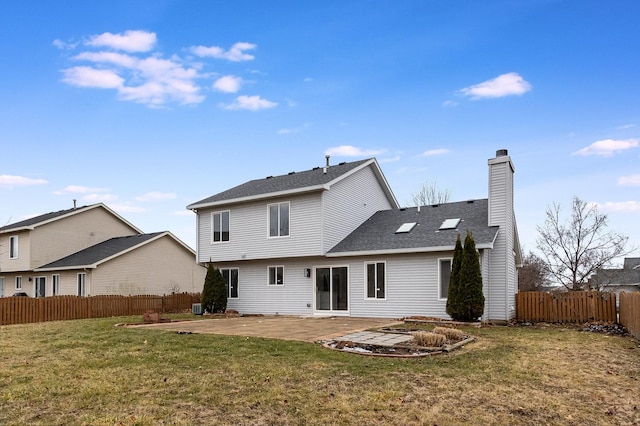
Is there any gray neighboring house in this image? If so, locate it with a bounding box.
[589,258,640,297]
[0,203,205,298]
[187,150,522,321]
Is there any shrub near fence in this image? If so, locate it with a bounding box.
[516,291,617,323]
[0,293,201,326]
[619,292,640,339]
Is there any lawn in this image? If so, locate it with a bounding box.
[0,316,638,425]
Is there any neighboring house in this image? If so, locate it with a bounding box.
[0,203,205,297]
[187,150,522,322]
[589,258,640,297]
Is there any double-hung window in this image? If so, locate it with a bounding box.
[9,236,18,258]
[77,273,86,297]
[268,202,289,237]
[221,268,239,299]
[439,258,452,300]
[366,262,386,299]
[268,266,284,286]
[212,211,230,243]
[15,276,22,290]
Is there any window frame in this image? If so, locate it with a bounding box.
[220,267,239,299]
[52,274,60,296]
[15,276,22,290]
[267,266,284,286]
[267,201,290,238]
[365,261,386,300]
[211,210,230,243]
[77,272,86,297]
[438,257,453,301]
[9,236,18,259]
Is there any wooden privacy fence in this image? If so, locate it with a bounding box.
[619,292,640,339]
[516,291,617,323]
[0,293,201,326]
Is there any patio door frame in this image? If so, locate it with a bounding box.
[34,276,46,298]
[313,265,350,315]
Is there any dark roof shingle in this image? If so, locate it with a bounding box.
[37,233,164,270]
[328,199,498,255]
[0,205,93,233]
[188,159,371,208]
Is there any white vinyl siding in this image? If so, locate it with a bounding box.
[196,193,323,263]
[322,165,394,253]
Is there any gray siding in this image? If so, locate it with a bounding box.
[196,192,323,264]
[322,165,394,253]
[487,155,516,321]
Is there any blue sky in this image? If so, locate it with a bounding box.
[1,0,639,261]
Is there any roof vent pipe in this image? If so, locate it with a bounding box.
[496,149,508,157]
[323,154,330,174]
[73,199,77,209]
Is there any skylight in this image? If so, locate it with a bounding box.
[439,218,461,230]
[396,222,417,233]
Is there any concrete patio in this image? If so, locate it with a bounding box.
[131,315,401,342]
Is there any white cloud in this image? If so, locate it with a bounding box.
[618,174,640,186]
[379,155,401,163]
[442,100,458,107]
[62,66,124,89]
[109,203,149,214]
[618,124,635,129]
[190,42,256,62]
[213,75,243,93]
[0,175,48,189]
[136,192,177,202]
[572,139,639,157]
[74,51,138,68]
[277,123,310,135]
[421,148,449,157]
[52,39,77,50]
[82,193,118,202]
[593,201,640,213]
[458,72,531,99]
[54,185,109,194]
[222,95,277,111]
[85,30,157,52]
[325,145,386,157]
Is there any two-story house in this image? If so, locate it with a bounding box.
[0,203,205,298]
[187,150,522,322]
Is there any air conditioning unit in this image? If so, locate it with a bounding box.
[192,303,203,315]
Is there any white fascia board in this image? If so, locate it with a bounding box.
[35,264,98,272]
[187,185,326,210]
[0,226,34,234]
[326,242,494,258]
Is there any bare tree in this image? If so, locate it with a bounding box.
[409,180,451,206]
[536,196,632,290]
[518,251,550,291]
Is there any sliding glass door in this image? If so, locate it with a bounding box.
[315,267,348,312]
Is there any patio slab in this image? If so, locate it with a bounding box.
[131,315,401,342]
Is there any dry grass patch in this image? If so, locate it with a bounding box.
[433,326,465,341]
[0,317,638,425]
[411,330,446,347]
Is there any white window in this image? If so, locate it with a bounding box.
[365,262,386,299]
[9,236,18,258]
[52,274,60,296]
[211,211,230,243]
[77,273,86,297]
[439,258,452,300]
[221,268,239,299]
[268,266,284,286]
[15,276,22,290]
[268,202,290,237]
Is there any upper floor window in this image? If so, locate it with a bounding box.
[9,236,18,258]
[211,211,230,243]
[268,266,284,286]
[366,262,386,299]
[268,202,289,237]
[439,258,452,300]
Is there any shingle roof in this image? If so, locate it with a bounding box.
[36,233,164,270]
[328,199,499,255]
[187,158,374,209]
[0,205,94,233]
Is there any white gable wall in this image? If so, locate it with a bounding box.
[322,164,394,253]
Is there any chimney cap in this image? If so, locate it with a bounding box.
[496,149,508,157]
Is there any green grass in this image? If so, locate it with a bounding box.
[0,317,638,425]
